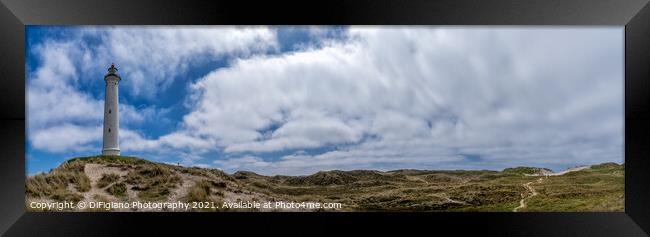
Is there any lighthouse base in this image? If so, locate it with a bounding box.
[102,148,120,156]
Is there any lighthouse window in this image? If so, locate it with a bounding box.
[108,128,111,133]
[109,109,111,114]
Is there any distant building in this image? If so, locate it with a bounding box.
[102,64,121,156]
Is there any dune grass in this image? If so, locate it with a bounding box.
[97,173,120,189]
[523,165,624,212]
[26,161,90,202]
[125,165,181,201]
[26,155,624,212]
[107,182,127,197]
[184,180,213,203]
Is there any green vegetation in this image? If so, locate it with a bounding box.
[184,180,219,203]
[26,155,624,212]
[106,182,127,197]
[67,155,153,166]
[49,190,84,203]
[181,180,226,211]
[502,167,552,175]
[26,161,90,202]
[96,173,120,188]
[125,165,181,201]
[523,164,624,212]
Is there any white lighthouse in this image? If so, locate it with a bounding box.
[102,63,121,156]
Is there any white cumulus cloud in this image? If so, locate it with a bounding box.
[183,27,623,174]
[28,26,279,155]
[27,26,623,175]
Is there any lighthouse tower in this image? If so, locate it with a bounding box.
[102,63,121,156]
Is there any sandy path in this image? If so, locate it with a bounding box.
[547,166,589,176]
[514,177,544,212]
[526,166,590,177]
[82,164,129,202]
[167,171,199,202]
[514,165,591,212]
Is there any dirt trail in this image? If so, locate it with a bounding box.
[167,171,199,202]
[513,177,543,212]
[82,163,129,202]
[514,166,592,212]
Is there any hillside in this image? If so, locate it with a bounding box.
[26,156,624,212]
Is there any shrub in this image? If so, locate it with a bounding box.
[26,166,90,199]
[125,165,180,201]
[107,182,127,197]
[502,167,551,175]
[50,189,84,202]
[97,173,120,188]
[210,180,227,188]
[184,180,214,202]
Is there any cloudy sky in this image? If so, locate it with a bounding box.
[26,26,623,175]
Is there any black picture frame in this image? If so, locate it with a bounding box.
[1,0,649,236]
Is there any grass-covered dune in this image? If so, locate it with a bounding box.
[26,156,624,212]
